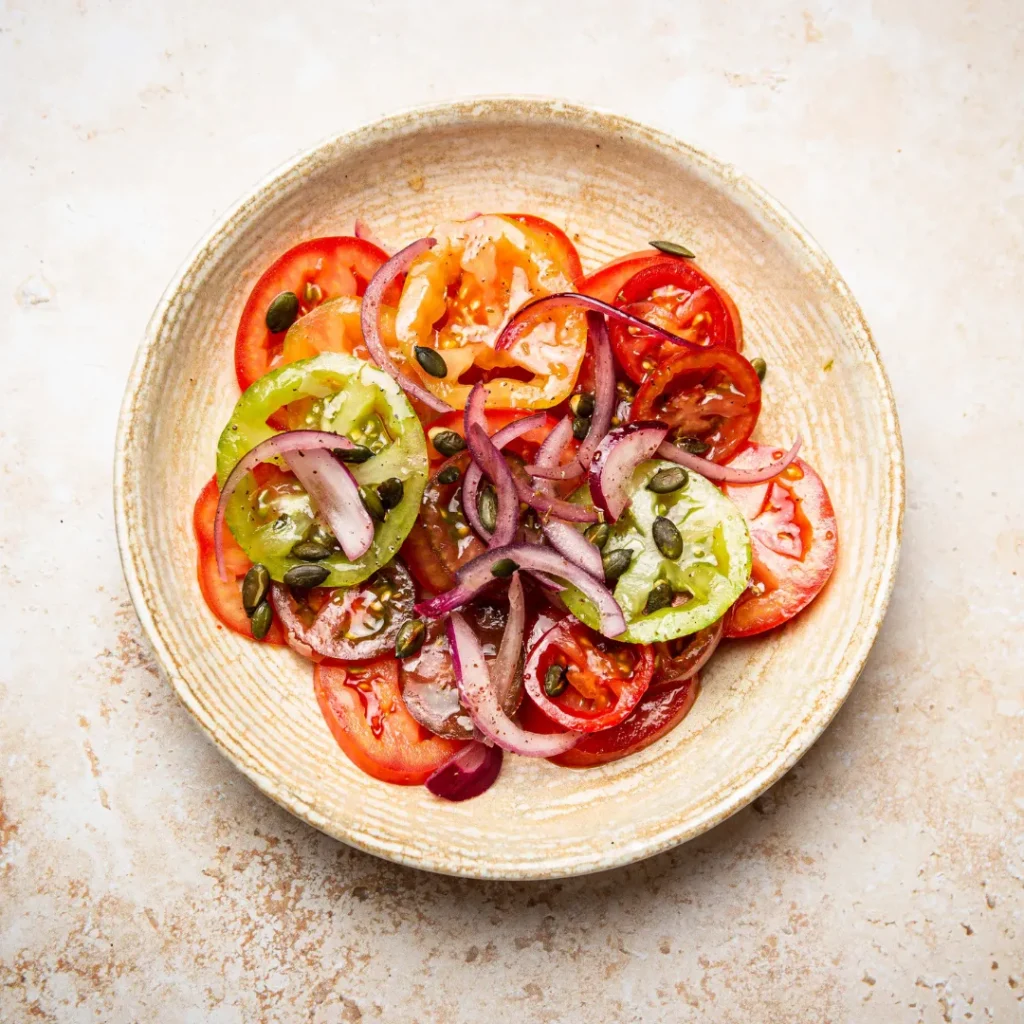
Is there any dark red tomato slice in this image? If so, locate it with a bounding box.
[234,236,394,391]
[523,618,654,733]
[191,476,286,644]
[722,444,838,637]
[400,455,486,593]
[630,347,761,462]
[503,213,584,285]
[650,619,724,693]
[519,674,700,768]
[609,262,738,381]
[314,658,464,785]
[426,409,560,468]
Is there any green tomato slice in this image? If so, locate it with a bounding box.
[215,352,428,587]
[562,460,751,643]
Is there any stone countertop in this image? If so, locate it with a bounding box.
[1,2,1021,1021]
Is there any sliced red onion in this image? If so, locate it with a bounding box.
[461,410,548,543]
[542,521,603,579]
[461,384,518,548]
[447,611,580,757]
[426,741,503,801]
[353,218,387,250]
[513,478,599,523]
[589,422,669,522]
[658,436,803,484]
[491,572,525,707]
[214,430,360,581]
[575,311,616,469]
[360,237,452,414]
[417,544,626,638]
[495,291,703,355]
[282,449,373,562]
[525,415,580,482]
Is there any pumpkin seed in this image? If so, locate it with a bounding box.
[584,522,610,549]
[334,444,374,464]
[652,516,683,560]
[395,619,427,659]
[265,291,299,333]
[376,477,404,510]
[644,579,674,615]
[569,392,596,418]
[647,467,688,494]
[649,239,696,259]
[436,464,460,485]
[602,548,634,582]
[291,539,333,561]
[431,430,467,457]
[250,600,274,639]
[241,563,270,615]
[572,415,591,441]
[543,664,568,698]
[751,357,767,381]
[490,558,519,579]
[676,435,711,455]
[283,563,330,589]
[359,484,387,522]
[478,485,498,533]
[414,346,448,378]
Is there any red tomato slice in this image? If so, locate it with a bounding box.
[722,444,838,637]
[519,675,700,768]
[234,236,394,391]
[523,618,654,733]
[503,213,584,285]
[630,347,761,462]
[609,262,738,381]
[314,658,465,785]
[191,476,285,644]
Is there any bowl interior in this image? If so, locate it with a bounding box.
[116,100,902,879]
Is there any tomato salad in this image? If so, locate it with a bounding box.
[194,215,838,800]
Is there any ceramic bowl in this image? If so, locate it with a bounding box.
[115,98,903,879]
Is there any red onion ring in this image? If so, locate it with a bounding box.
[574,311,616,469]
[360,237,452,414]
[282,449,373,562]
[525,415,581,482]
[417,543,626,637]
[494,291,703,355]
[461,384,519,548]
[491,572,525,707]
[214,430,360,581]
[447,611,580,757]
[426,741,503,801]
[353,218,387,250]
[589,422,669,522]
[513,478,599,523]
[657,437,803,484]
[541,521,603,579]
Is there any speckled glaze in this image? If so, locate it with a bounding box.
[114,99,903,880]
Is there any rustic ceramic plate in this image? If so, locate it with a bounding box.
[115,98,903,879]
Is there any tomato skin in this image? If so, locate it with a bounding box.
[523,619,655,733]
[234,236,394,390]
[192,476,285,644]
[630,347,761,463]
[503,213,584,285]
[314,658,464,785]
[519,675,700,768]
[722,444,838,637]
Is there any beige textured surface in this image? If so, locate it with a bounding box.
[1,0,1021,1020]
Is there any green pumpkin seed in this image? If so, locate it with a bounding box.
[477,485,498,533]
[304,523,337,549]
[334,444,374,464]
[650,239,696,259]
[291,539,333,561]
[751,357,767,381]
[572,415,591,441]
[436,464,461,485]
[241,563,271,615]
[602,548,634,582]
[431,430,467,457]
[283,563,331,589]
[250,600,274,639]
[395,619,427,659]
[644,579,674,615]
[584,522,610,549]
[265,291,300,333]
[490,558,519,579]
[414,346,448,378]
[377,477,404,510]
[359,484,387,522]
[647,467,689,494]
[569,392,596,418]
[543,663,568,698]
[652,517,683,560]
[676,435,711,456]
